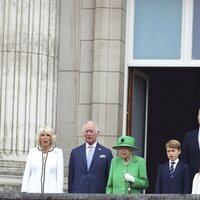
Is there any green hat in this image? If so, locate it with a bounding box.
[112,136,138,150]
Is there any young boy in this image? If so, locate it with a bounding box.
[155,139,190,194]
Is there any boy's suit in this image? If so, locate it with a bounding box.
[155,160,190,193]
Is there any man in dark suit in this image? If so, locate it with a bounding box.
[68,121,113,193]
[181,109,200,192]
[155,140,190,194]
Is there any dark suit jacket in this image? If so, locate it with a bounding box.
[181,129,200,190]
[155,160,190,194]
[68,143,113,193]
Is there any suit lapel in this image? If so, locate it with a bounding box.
[171,162,178,179]
[170,161,181,180]
[89,143,102,169]
[165,163,171,179]
[193,130,200,155]
[80,144,87,170]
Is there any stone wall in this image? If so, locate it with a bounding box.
[0,160,23,192]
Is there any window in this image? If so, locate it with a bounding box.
[126,0,200,66]
[134,0,182,59]
[192,0,200,59]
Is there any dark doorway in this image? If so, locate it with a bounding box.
[134,67,200,193]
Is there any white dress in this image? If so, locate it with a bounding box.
[21,147,64,193]
[192,172,200,194]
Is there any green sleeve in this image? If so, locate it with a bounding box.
[133,158,149,190]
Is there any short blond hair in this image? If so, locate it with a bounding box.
[165,139,181,150]
[36,126,56,147]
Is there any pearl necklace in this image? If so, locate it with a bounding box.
[122,155,132,166]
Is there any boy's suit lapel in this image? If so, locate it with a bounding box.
[165,162,176,181]
[171,161,180,179]
[170,161,183,180]
[165,163,171,179]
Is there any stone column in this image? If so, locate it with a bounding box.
[0,0,60,191]
[92,0,126,148]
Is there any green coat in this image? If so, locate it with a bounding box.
[106,155,149,194]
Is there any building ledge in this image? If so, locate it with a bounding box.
[0,193,199,200]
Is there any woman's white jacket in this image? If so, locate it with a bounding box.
[192,172,200,194]
[21,147,64,193]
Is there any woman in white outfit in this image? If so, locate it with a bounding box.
[21,126,64,193]
[192,171,200,194]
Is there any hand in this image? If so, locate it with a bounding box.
[124,173,135,183]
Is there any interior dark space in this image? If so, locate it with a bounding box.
[135,67,200,193]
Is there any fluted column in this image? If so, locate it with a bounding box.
[0,0,60,160]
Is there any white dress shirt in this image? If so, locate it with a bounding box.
[86,142,97,157]
[169,158,179,170]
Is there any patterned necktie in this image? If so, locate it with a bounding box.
[169,161,175,178]
[87,146,94,170]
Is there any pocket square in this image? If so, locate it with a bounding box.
[100,155,106,158]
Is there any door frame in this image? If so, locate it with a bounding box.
[126,68,149,158]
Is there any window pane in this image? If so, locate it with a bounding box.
[133,0,182,59]
[192,0,200,59]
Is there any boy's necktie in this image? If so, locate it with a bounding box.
[87,146,94,170]
[169,161,175,178]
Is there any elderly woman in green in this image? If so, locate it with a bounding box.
[106,136,149,194]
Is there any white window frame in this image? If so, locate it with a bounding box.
[122,0,199,135]
[125,0,200,66]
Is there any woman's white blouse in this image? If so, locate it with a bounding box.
[192,173,200,194]
[21,147,64,193]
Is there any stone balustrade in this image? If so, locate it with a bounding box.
[0,193,199,200]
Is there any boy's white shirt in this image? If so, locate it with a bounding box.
[169,158,179,170]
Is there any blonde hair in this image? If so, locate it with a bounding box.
[165,139,181,150]
[81,120,99,134]
[36,126,56,147]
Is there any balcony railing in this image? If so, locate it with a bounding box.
[0,193,199,200]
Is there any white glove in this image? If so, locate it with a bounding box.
[124,173,135,183]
